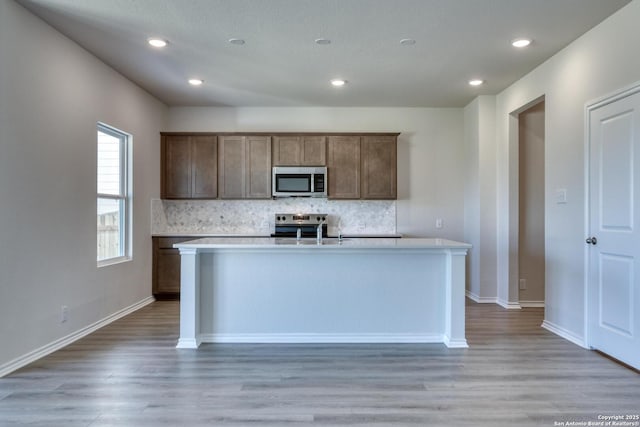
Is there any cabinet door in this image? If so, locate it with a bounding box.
[246,136,272,198]
[301,136,326,165]
[152,237,192,298]
[191,136,218,198]
[272,136,301,165]
[327,136,361,199]
[155,250,182,294]
[218,136,246,198]
[162,135,191,198]
[361,136,397,199]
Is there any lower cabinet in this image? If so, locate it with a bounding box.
[152,237,194,299]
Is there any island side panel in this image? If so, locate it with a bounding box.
[197,249,449,342]
[444,248,469,348]
[176,247,201,348]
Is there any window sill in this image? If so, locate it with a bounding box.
[97,256,132,268]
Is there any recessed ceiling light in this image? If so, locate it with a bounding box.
[188,79,204,86]
[315,38,331,45]
[468,79,484,86]
[400,38,416,45]
[147,38,167,48]
[511,38,532,48]
[330,79,347,87]
[228,38,245,45]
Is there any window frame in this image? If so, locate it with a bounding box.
[97,122,132,267]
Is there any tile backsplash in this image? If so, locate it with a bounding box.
[151,199,396,236]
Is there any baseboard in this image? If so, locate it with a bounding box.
[0,296,155,378]
[465,290,498,304]
[497,298,522,309]
[541,320,587,349]
[520,300,545,308]
[443,336,469,349]
[199,333,445,344]
[176,337,201,349]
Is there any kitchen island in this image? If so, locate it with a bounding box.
[174,237,471,349]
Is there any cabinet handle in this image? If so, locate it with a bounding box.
[585,237,597,245]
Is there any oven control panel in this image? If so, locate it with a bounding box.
[275,213,327,225]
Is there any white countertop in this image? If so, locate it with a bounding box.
[153,233,403,238]
[152,233,269,237]
[174,236,470,250]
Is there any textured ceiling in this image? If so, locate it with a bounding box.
[17,0,631,107]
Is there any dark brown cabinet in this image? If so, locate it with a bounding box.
[273,136,326,166]
[160,132,397,201]
[161,135,217,199]
[327,136,361,199]
[327,135,398,200]
[246,136,272,198]
[152,237,194,299]
[361,136,397,199]
[218,135,245,198]
[218,135,272,199]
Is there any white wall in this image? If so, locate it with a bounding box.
[0,0,166,374]
[492,0,640,343]
[464,96,497,302]
[167,107,465,239]
[464,101,481,297]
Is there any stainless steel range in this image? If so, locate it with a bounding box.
[271,213,328,238]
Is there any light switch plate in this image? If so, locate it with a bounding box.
[555,188,567,204]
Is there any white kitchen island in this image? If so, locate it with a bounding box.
[174,237,471,349]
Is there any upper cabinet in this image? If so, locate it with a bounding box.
[361,136,397,199]
[273,136,326,166]
[245,136,272,198]
[218,135,272,199]
[160,132,397,200]
[327,136,361,199]
[327,134,398,200]
[161,135,217,199]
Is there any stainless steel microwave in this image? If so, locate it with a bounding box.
[272,166,327,198]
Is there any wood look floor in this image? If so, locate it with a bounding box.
[1,301,638,426]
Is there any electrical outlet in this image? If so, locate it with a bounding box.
[519,279,527,290]
[435,218,443,229]
[61,305,68,323]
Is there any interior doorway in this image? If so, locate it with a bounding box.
[518,101,545,307]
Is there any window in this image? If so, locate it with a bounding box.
[97,123,131,265]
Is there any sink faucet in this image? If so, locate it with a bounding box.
[316,222,323,243]
[296,227,302,241]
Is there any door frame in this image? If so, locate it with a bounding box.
[516,100,546,308]
[502,95,546,309]
[584,80,640,348]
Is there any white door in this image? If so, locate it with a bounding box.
[588,89,640,369]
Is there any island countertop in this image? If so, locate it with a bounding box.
[174,236,471,250]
